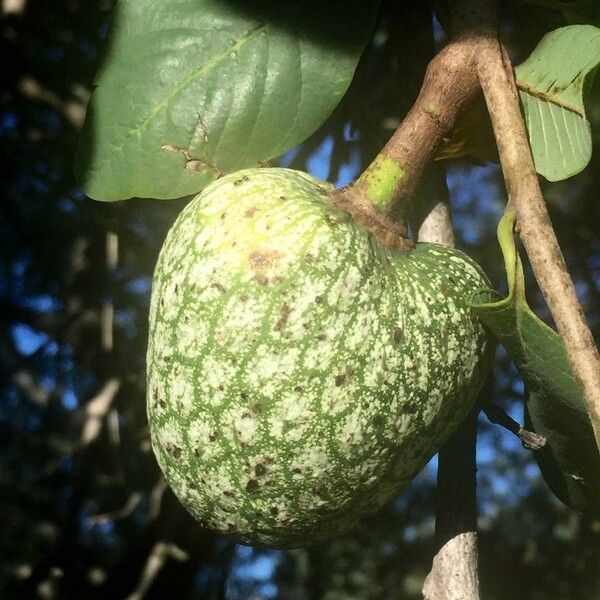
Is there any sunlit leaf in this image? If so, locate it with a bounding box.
[471,210,600,513]
[515,25,600,182]
[76,0,380,201]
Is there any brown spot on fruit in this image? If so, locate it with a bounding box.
[274,302,291,331]
[167,445,181,459]
[403,402,417,414]
[246,479,260,493]
[249,249,282,271]
[393,327,404,344]
[255,464,267,476]
[334,373,347,387]
[255,274,270,286]
[252,403,263,414]
[270,506,279,516]
[292,467,302,474]
[244,207,259,218]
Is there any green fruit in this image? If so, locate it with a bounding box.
[147,167,492,548]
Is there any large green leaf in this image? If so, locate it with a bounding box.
[515,25,600,182]
[76,0,380,201]
[471,210,600,513]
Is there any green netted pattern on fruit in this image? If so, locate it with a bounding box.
[147,168,492,547]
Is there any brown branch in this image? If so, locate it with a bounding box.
[475,10,600,450]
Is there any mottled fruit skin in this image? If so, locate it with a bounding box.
[147,168,492,548]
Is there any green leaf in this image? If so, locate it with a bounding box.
[515,25,600,182]
[471,210,600,514]
[76,0,380,201]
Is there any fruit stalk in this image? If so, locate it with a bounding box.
[331,32,480,248]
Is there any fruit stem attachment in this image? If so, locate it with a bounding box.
[331,29,480,249]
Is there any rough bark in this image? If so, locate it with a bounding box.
[422,531,479,600]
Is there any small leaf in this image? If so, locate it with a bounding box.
[76,0,380,201]
[471,210,600,513]
[515,25,600,182]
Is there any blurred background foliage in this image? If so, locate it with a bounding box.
[0,0,599,598]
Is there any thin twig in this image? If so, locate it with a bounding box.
[89,492,143,524]
[80,378,121,446]
[483,404,546,450]
[126,541,189,600]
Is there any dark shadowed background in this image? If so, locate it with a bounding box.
[1,0,599,598]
